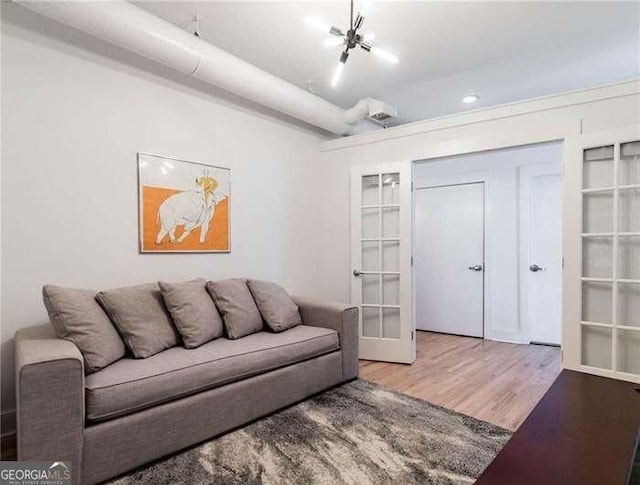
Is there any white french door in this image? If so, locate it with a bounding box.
[563,124,640,384]
[350,162,415,363]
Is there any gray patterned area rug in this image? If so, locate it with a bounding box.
[108,379,511,485]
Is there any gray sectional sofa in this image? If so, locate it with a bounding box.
[15,294,358,484]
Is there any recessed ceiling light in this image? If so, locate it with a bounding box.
[462,94,479,104]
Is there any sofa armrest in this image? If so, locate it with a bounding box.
[15,324,84,477]
[293,297,359,381]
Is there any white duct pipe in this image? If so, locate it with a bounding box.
[344,98,375,125]
[15,0,376,135]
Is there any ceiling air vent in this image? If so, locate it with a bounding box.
[366,100,398,125]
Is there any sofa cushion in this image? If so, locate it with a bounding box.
[96,283,179,358]
[84,325,339,422]
[159,279,224,348]
[247,280,302,332]
[42,285,125,373]
[206,279,263,339]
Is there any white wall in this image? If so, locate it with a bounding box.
[413,143,562,343]
[311,81,640,306]
[0,6,323,427]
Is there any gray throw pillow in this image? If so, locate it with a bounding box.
[42,285,126,373]
[159,278,224,348]
[206,279,263,339]
[247,280,302,332]
[96,283,179,358]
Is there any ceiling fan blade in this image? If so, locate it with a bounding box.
[370,46,399,64]
[330,26,344,37]
[354,14,364,30]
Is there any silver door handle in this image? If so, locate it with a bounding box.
[353,269,362,277]
[529,264,544,272]
[468,264,483,272]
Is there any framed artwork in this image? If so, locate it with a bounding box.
[138,153,230,253]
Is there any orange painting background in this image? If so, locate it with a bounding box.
[141,186,229,252]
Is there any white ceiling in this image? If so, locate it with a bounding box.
[136,1,640,127]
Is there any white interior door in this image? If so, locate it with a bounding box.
[520,164,563,345]
[414,183,485,337]
[350,162,415,364]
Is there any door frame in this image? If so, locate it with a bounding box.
[350,161,415,364]
[518,163,563,345]
[413,169,491,340]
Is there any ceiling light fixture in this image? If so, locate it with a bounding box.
[324,37,345,48]
[462,94,480,104]
[331,62,345,87]
[305,0,399,88]
[370,46,398,64]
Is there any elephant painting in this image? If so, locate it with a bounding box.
[155,172,225,245]
[139,153,230,252]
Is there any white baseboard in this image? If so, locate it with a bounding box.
[485,329,530,345]
[1,409,16,438]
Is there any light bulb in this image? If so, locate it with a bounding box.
[324,37,344,47]
[371,46,399,64]
[331,62,345,87]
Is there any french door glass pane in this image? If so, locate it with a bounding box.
[620,141,640,186]
[583,145,614,189]
[581,326,612,369]
[362,208,379,238]
[617,329,640,374]
[382,241,400,272]
[362,275,379,304]
[583,191,613,233]
[618,236,640,280]
[362,307,380,337]
[618,283,640,327]
[582,237,613,278]
[382,207,400,237]
[382,173,400,204]
[362,175,379,205]
[383,308,401,339]
[362,241,379,271]
[382,275,400,305]
[582,281,612,324]
[618,188,640,233]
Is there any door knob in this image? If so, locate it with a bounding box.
[468,264,484,272]
[529,264,544,272]
[353,269,362,277]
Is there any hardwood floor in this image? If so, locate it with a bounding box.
[359,330,562,431]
